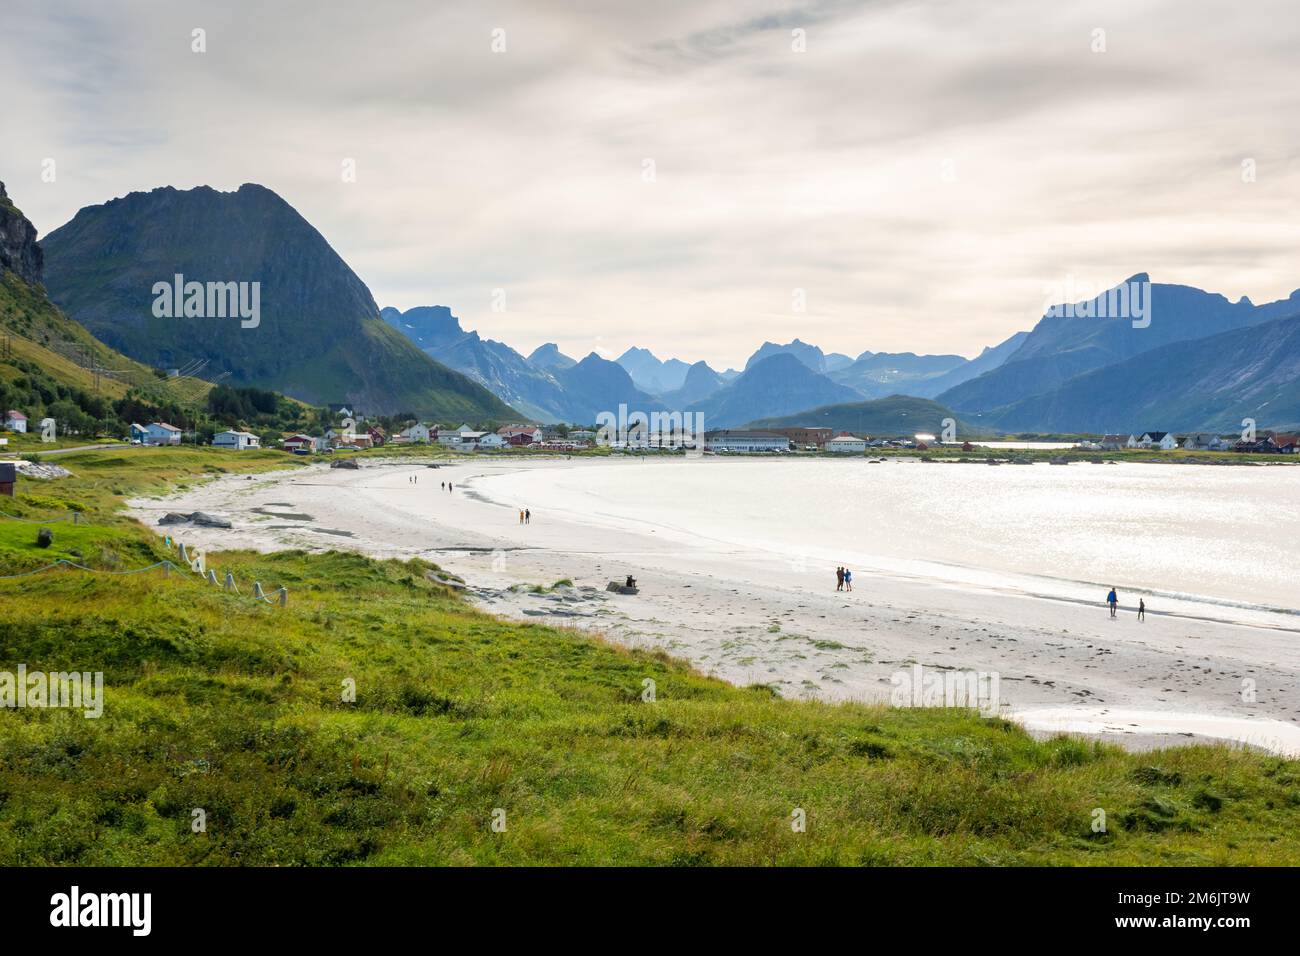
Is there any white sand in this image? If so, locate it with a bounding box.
[128,456,1300,756]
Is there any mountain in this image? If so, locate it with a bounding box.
[660,360,726,406]
[40,183,515,421]
[748,395,976,437]
[0,182,43,286]
[528,343,576,371]
[698,352,862,427]
[980,311,1300,433]
[830,350,967,398]
[909,330,1029,397]
[940,276,1300,413]
[824,352,854,373]
[379,305,464,351]
[616,347,690,394]
[0,179,228,427]
[743,339,830,374]
[747,395,978,438]
[551,352,664,423]
[381,305,560,421]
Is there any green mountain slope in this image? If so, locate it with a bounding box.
[747,395,981,438]
[40,183,515,420]
[1,181,223,434]
[983,312,1300,432]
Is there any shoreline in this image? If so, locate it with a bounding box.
[126,455,1300,756]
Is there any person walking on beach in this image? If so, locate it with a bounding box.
[525,508,531,524]
[1138,598,1145,621]
[1107,587,1118,618]
[519,509,525,525]
[844,568,853,592]
[836,566,844,591]
[441,481,445,490]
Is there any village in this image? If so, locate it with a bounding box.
[2,405,1296,458]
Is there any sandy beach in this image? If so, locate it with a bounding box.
[127,455,1300,756]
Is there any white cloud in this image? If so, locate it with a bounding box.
[2,0,1297,368]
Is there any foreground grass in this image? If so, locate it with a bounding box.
[0,448,1297,865]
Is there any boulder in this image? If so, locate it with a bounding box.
[190,511,232,528]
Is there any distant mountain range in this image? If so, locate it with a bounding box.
[40,184,514,421]
[697,353,862,427]
[23,176,1300,433]
[979,312,1300,433]
[616,347,690,394]
[939,276,1300,425]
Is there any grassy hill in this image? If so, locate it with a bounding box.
[0,446,1296,865]
[748,395,985,438]
[1,271,219,435]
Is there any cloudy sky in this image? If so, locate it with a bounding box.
[3,0,1298,368]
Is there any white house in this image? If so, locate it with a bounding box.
[475,433,507,449]
[4,410,27,433]
[144,422,182,446]
[1182,432,1227,451]
[212,430,261,450]
[704,430,790,453]
[826,433,868,453]
[459,430,491,447]
[400,423,433,444]
[1138,431,1178,450]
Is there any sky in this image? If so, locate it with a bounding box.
[3,0,1299,370]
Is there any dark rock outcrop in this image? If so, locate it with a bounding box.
[0,181,44,285]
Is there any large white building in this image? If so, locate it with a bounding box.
[826,433,867,453]
[704,430,790,453]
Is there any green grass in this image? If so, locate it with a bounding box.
[0,447,1297,865]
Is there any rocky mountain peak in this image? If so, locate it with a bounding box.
[0,181,44,285]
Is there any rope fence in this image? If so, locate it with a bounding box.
[2,498,288,604]
[0,508,84,524]
[0,536,288,605]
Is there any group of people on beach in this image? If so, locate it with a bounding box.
[440,481,453,493]
[835,566,853,591]
[1106,587,1146,621]
[518,508,531,525]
